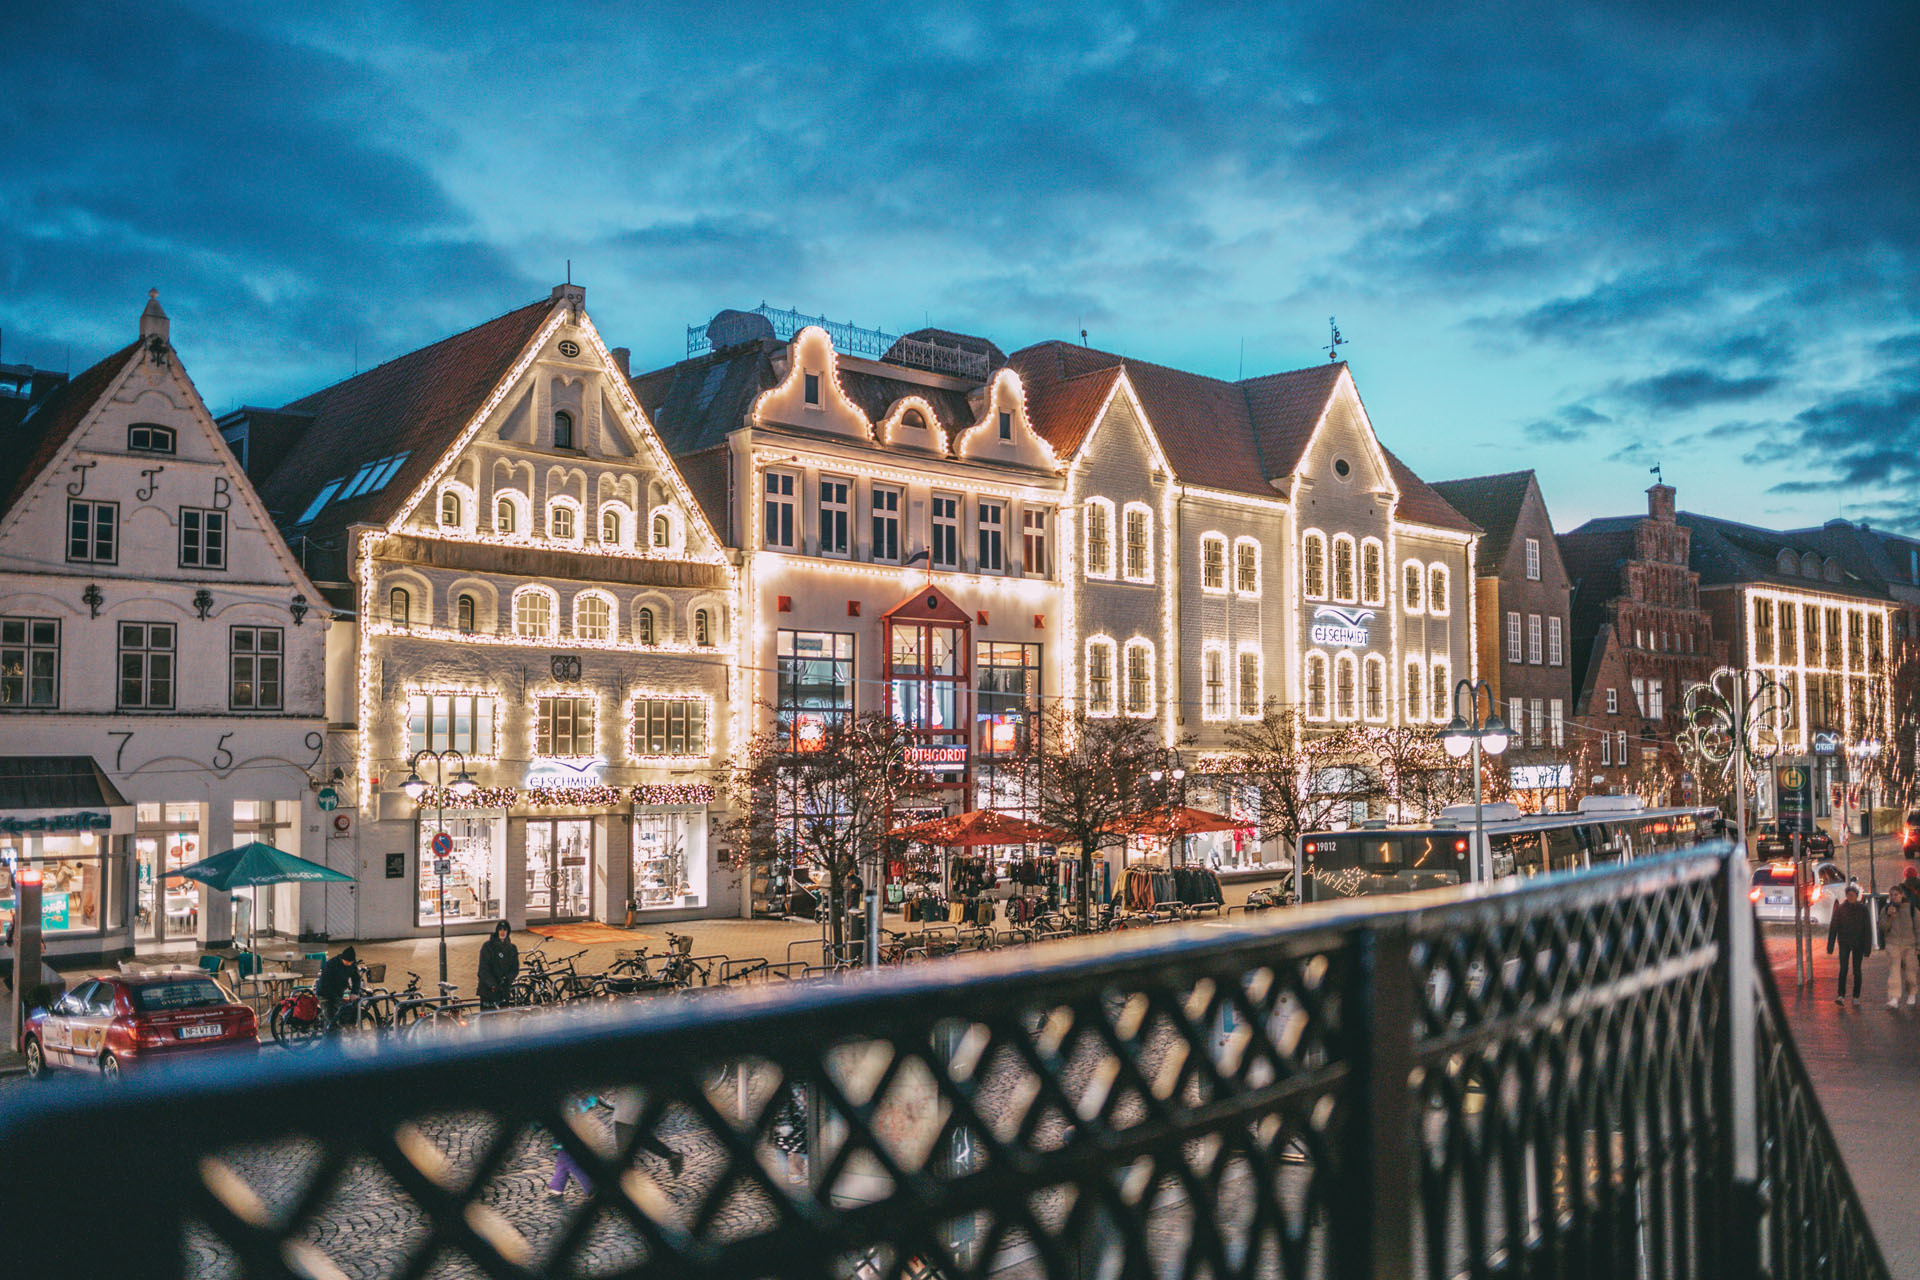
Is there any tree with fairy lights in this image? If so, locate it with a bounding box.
[1023,708,1162,934]
[1360,725,1480,820]
[1221,706,1384,854]
[1878,645,1920,808]
[723,711,914,961]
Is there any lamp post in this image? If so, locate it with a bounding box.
[1848,737,1883,896]
[400,749,478,987]
[1148,749,1189,865]
[1439,679,1510,884]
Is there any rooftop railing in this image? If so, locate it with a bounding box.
[0,847,1888,1279]
[687,304,992,379]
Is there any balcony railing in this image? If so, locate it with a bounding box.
[0,848,1889,1279]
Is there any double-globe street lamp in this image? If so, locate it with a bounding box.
[1149,749,1189,865]
[401,748,478,987]
[1439,678,1510,884]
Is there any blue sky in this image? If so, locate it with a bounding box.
[3,2,1916,531]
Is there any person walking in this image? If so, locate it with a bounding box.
[1827,884,1872,1005]
[477,921,518,1009]
[546,1095,601,1199]
[1884,865,1920,1010]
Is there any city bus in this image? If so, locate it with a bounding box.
[1296,797,1723,903]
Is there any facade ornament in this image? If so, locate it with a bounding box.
[81,583,104,618]
[193,588,214,620]
[290,593,309,626]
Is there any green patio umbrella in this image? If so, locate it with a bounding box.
[171,841,353,950]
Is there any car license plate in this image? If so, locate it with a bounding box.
[1765,893,1790,906]
[177,1024,222,1040]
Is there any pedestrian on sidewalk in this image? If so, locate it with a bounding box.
[546,1095,601,1199]
[1828,885,1872,1005]
[477,921,518,1009]
[1885,866,1920,1010]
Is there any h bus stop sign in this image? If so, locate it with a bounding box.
[1776,764,1815,837]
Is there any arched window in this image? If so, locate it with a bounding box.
[1430,658,1451,721]
[456,594,475,634]
[553,410,574,450]
[1801,551,1821,578]
[574,593,612,642]
[1235,538,1260,595]
[1200,535,1227,592]
[439,491,461,527]
[636,607,656,646]
[389,587,410,626]
[1084,499,1115,579]
[1123,640,1154,716]
[652,511,672,549]
[693,609,712,647]
[1361,538,1384,606]
[1303,532,1327,600]
[1335,652,1358,721]
[1777,548,1797,575]
[549,501,577,542]
[600,508,621,545]
[1405,659,1425,723]
[1086,638,1116,715]
[1332,535,1357,603]
[1427,565,1449,616]
[1122,503,1153,582]
[495,496,518,534]
[513,589,554,638]
[1363,655,1386,720]
[1304,652,1330,721]
[1403,561,1424,613]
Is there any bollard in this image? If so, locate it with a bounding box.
[9,867,43,1053]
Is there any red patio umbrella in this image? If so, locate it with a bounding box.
[892,809,1066,848]
[1103,804,1248,838]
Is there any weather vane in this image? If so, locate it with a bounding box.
[1650,462,1663,484]
[1326,317,1347,362]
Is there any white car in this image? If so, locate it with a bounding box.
[1749,860,1847,928]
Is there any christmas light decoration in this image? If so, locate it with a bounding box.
[1233,535,1262,598]
[951,368,1063,472]
[401,686,504,762]
[875,394,952,454]
[633,782,717,806]
[1082,497,1117,581]
[435,479,477,536]
[1201,640,1229,722]
[1742,586,1893,749]
[1199,532,1229,595]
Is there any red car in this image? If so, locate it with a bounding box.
[22,973,258,1080]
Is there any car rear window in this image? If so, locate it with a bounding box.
[130,979,230,1012]
[1754,865,1798,885]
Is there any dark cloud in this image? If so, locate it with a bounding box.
[1527,402,1610,443]
[1613,368,1781,414]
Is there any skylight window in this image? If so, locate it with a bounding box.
[367,453,410,491]
[335,460,382,501]
[296,480,344,525]
[299,451,411,522]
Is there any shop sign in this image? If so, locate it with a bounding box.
[526,756,605,787]
[1776,764,1815,836]
[0,811,113,835]
[906,745,967,771]
[1811,731,1841,756]
[1309,607,1374,648]
[1509,764,1572,790]
[41,892,69,929]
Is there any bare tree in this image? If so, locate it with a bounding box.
[1361,725,1478,819]
[723,711,914,959]
[1025,709,1161,932]
[1221,707,1383,856]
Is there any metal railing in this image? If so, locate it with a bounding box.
[0,848,1889,1279]
[686,303,992,379]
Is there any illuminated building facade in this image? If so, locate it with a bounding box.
[0,294,328,960]
[231,285,735,938]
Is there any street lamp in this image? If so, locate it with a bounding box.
[400,748,477,986]
[1847,737,1883,896]
[1439,678,1509,884]
[1149,750,1190,865]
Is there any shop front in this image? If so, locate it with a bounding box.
[0,757,136,962]
[632,805,708,913]
[415,810,507,929]
[525,817,594,922]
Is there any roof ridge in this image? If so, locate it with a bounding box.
[281,295,552,411]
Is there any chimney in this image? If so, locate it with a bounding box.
[1647,482,1676,523]
[139,289,170,344]
[610,347,631,378]
[550,282,585,311]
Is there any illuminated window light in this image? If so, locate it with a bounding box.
[1233,535,1262,598]
[1199,533,1228,594]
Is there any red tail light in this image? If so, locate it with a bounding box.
[1808,883,1824,903]
[1749,887,1764,903]
[1454,839,1469,853]
[129,1016,172,1047]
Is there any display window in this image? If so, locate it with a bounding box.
[525,818,593,921]
[632,807,708,911]
[135,802,201,942]
[1,834,123,935]
[416,812,506,926]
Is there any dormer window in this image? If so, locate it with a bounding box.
[804,373,820,406]
[600,508,621,545]
[902,408,925,431]
[553,410,575,450]
[439,491,461,526]
[495,497,518,534]
[652,512,672,549]
[998,410,1012,440]
[128,423,175,454]
[1776,549,1796,575]
[1800,551,1820,578]
[694,609,712,647]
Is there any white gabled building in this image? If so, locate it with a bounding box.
[224,285,737,941]
[0,294,329,961]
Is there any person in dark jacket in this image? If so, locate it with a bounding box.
[1827,885,1872,1005]
[477,921,518,1008]
[315,945,363,1024]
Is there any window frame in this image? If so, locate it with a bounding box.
[1548,616,1563,666]
[1303,531,1328,601]
[0,615,60,708]
[228,625,283,712]
[494,494,521,535]
[762,470,797,550]
[976,499,1006,573]
[1021,507,1048,577]
[1525,537,1541,581]
[1331,534,1357,603]
[1333,651,1359,721]
[1429,657,1451,722]
[536,695,597,757]
[457,594,476,634]
[1507,611,1522,663]
[1360,537,1384,606]
[1404,658,1425,724]
[1085,637,1117,717]
[1083,498,1116,580]
[127,423,176,455]
[390,586,411,627]
[1402,560,1424,613]
[630,698,708,759]
[1237,645,1263,719]
[1363,653,1387,721]
[552,410,575,450]
[818,475,851,557]
[512,586,557,639]
[1201,643,1228,720]
[870,485,901,563]
[1234,536,1262,597]
[439,490,462,528]
[1200,534,1228,593]
[1122,638,1155,717]
[407,691,497,761]
[1304,651,1330,721]
[1528,613,1543,665]
[117,621,176,711]
[67,499,118,565]
[931,492,960,570]
[1427,564,1450,616]
[546,498,581,544]
[573,591,614,642]
[177,506,227,570]
[1122,502,1154,583]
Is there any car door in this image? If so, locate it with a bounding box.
[40,982,93,1066]
[70,980,121,1067]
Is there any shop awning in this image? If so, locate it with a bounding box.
[892,809,1065,848]
[1103,805,1248,838]
[0,756,128,811]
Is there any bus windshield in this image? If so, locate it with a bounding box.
[1298,832,1471,901]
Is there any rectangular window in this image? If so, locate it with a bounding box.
[117,622,175,710]
[1548,616,1563,666]
[1203,649,1226,719]
[1087,641,1114,715]
[1085,502,1112,578]
[228,626,282,710]
[1237,541,1259,594]
[1507,612,1522,663]
[931,494,959,569]
[1202,538,1226,591]
[976,500,1005,572]
[1632,677,1646,715]
[1646,680,1664,720]
[762,471,796,549]
[0,616,59,708]
[67,499,117,564]
[1607,687,1618,714]
[777,630,855,740]
[128,423,176,454]
[870,486,900,563]
[818,477,850,557]
[536,696,597,756]
[1021,508,1047,576]
[1237,650,1261,718]
[1530,697,1544,746]
[1509,700,1524,744]
[1549,699,1565,747]
[1525,538,1541,580]
[1617,730,1627,761]
[998,410,1012,440]
[631,699,707,757]
[179,507,227,570]
[1601,733,1612,766]
[1528,614,1543,664]
[1125,644,1152,715]
[407,693,495,757]
[1124,507,1150,581]
[803,372,820,405]
[977,642,1041,756]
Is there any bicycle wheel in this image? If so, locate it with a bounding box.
[271,1003,326,1051]
[335,1001,384,1057]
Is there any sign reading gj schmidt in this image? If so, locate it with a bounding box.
[1309,607,1374,648]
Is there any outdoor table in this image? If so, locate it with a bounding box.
[238,970,301,1004]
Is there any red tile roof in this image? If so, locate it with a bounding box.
[0,342,140,521]
[255,298,557,539]
[1020,367,1122,461]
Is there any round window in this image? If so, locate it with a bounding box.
[1334,458,1351,478]
[557,339,580,358]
